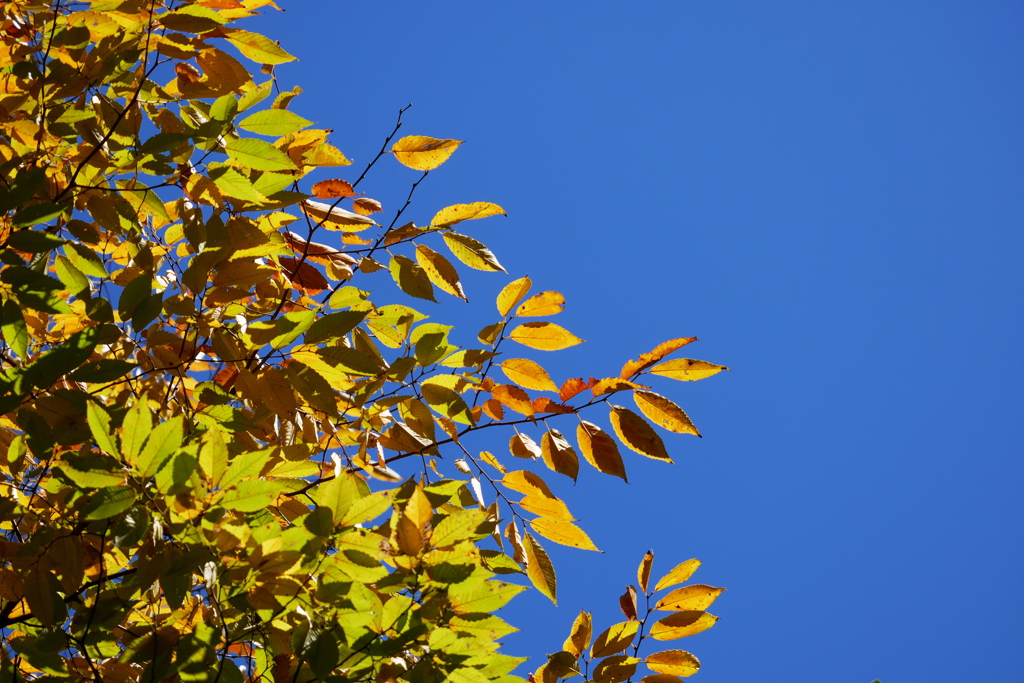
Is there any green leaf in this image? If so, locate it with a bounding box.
[448,581,526,614]
[64,243,108,279]
[221,479,287,511]
[68,358,136,383]
[81,486,137,520]
[238,109,312,136]
[0,300,28,359]
[304,310,367,345]
[54,255,88,296]
[391,254,437,302]
[118,274,152,322]
[421,383,474,425]
[87,402,119,457]
[122,401,154,468]
[12,202,66,227]
[315,472,362,526]
[225,137,299,172]
[6,230,65,252]
[1,266,71,314]
[209,166,269,205]
[431,508,490,548]
[135,415,184,477]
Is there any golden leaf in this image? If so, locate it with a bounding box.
[609,406,672,463]
[591,377,647,397]
[638,550,654,595]
[576,421,627,482]
[648,358,729,382]
[653,559,702,593]
[529,518,598,551]
[478,450,506,474]
[482,398,504,421]
[430,201,506,227]
[258,367,295,418]
[541,428,578,481]
[509,433,541,460]
[392,135,463,171]
[415,244,467,301]
[591,621,640,658]
[501,358,558,392]
[497,275,532,316]
[644,650,700,678]
[509,322,584,351]
[633,390,700,437]
[174,61,201,83]
[593,655,640,683]
[619,337,698,379]
[515,290,565,317]
[524,533,557,604]
[564,610,593,657]
[395,483,433,556]
[519,495,574,522]
[655,585,724,612]
[352,197,383,215]
[649,612,718,641]
[502,470,555,498]
[492,384,534,416]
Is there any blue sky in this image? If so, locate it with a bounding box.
[251,2,1023,680]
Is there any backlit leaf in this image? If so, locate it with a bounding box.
[655,585,725,612]
[302,199,377,230]
[609,405,672,463]
[509,433,541,460]
[649,612,719,640]
[648,358,729,382]
[524,533,557,604]
[563,610,593,657]
[529,518,598,551]
[593,655,640,683]
[497,275,532,316]
[225,137,298,171]
[431,202,506,227]
[638,550,655,595]
[391,254,436,302]
[223,28,297,64]
[654,559,702,593]
[577,421,627,482]
[443,232,505,272]
[311,178,357,198]
[634,390,700,437]
[392,135,463,171]
[591,377,647,396]
[502,470,555,498]
[541,428,579,481]
[492,384,534,416]
[509,322,584,351]
[591,621,640,658]
[416,244,467,300]
[238,108,311,135]
[519,495,574,521]
[501,358,558,392]
[515,291,565,317]
[81,486,137,520]
[644,650,700,678]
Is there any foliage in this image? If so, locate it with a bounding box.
[0,1,728,682]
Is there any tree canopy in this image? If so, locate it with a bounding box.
[0,2,728,682]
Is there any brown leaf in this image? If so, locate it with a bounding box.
[282,231,357,267]
[175,62,201,84]
[619,585,638,621]
[541,428,579,481]
[279,256,328,294]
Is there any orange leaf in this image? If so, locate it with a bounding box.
[559,377,590,402]
[492,384,534,416]
[532,397,575,414]
[352,197,383,215]
[482,398,504,421]
[310,179,358,199]
[619,337,698,379]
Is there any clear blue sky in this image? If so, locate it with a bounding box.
[251,3,1023,681]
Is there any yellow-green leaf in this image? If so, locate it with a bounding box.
[649,612,719,640]
[509,322,584,351]
[655,585,725,612]
[648,358,729,381]
[238,109,312,136]
[224,28,297,64]
[497,275,532,316]
[529,518,599,551]
[501,358,558,392]
[443,232,505,272]
[634,390,700,437]
[644,650,700,677]
[431,202,506,227]
[524,532,557,604]
[654,560,701,593]
[609,405,672,463]
[515,291,565,317]
[392,135,463,171]
[225,137,298,172]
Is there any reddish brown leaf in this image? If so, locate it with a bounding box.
[279,256,328,294]
[532,397,575,414]
[310,178,358,199]
[619,585,639,621]
[559,378,589,402]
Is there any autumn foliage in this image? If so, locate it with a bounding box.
[0,2,728,682]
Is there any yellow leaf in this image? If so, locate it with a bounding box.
[223,28,296,64]
[444,232,505,272]
[301,199,376,231]
[541,428,578,481]
[415,244,467,300]
[634,390,700,437]
[591,621,640,658]
[392,135,463,171]
[638,550,655,595]
[524,532,557,604]
[648,358,729,381]
[509,432,541,459]
[654,559,702,593]
[506,520,527,564]
[609,405,672,462]
[515,290,565,317]
[563,610,593,657]
[478,450,506,474]
[430,201,506,227]
[644,650,700,678]
[509,322,584,351]
[497,275,532,316]
[655,585,725,612]
[501,358,558,392]
[502,470,555,498]
[529,518,598,551]
[620,337,699,379]
[593,655,640,683]
[649,612,719,641]
[576,421,627,482]
[591,377,647,397]
[519,495,574,521]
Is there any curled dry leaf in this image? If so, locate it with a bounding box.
[352,197,383,215]
[638,550,655,595]
[509,433,541,460]
[310,178,357,199]
[301,199,376,231]
[391,135,463,171]
[619,585,638,621]
[282,231,357,267]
